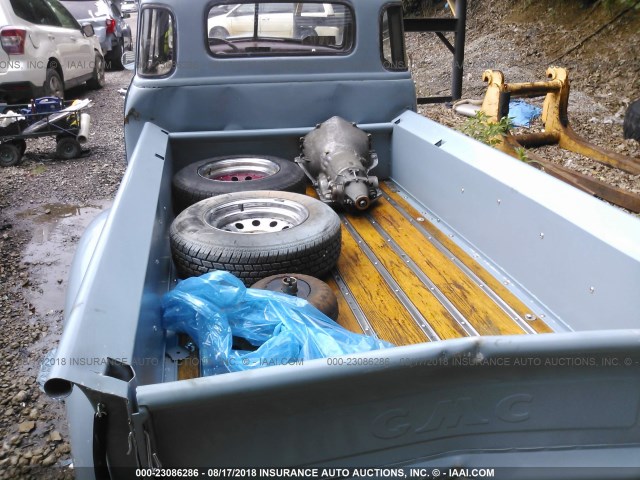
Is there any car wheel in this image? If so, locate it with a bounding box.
[0,142,23,167]
[44,68,64,99]
[56,137,82,160]
[209,27,229,39]
[170,191,342,285]
[623,99,640,141]
[87,54,106,90]
[251,273,339,320]
[108,42,125,71]
[172,155,307,212]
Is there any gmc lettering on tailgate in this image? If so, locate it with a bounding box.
[371,394,533,439]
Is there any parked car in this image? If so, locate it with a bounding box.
[120,0,139,14]
[0,0,105,101]
[207,2,345,44]
[60,0,132,70]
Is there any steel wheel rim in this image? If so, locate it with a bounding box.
[205,197,308,233]
[198,157,280,182]
[49,74,63,98]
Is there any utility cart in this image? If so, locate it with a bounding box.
[0,97,92,167]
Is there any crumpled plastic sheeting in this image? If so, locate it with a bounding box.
[162,271,394,376]
[509,99,542,128]
[0,111,25,128]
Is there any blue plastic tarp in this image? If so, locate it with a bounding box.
[509,99,542,128]
[162,271,394,375]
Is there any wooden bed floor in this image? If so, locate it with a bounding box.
[321,181,553,346]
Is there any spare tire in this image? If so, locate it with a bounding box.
[251,273,339,320]
[172,155,307,212]
[170,191,341,285]
[623,99,640,141]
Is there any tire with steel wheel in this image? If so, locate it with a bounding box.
[44,68,64,99]
[170,191,341,285]
[87,54,106,89]
[624,99,640,141]
[251,273,339,320]
[56,137,81,159]
[0,142,22,167]
[172,155,307,212]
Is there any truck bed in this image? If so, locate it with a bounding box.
[178,179,556,379]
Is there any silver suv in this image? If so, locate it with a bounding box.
[0,0,105,101]
[60,0,133,70]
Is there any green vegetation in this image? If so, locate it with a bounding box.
[461,112,513,147]
[514,146,532,164]
[30,164,46,175]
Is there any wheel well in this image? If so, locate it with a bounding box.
[47,58,63,80]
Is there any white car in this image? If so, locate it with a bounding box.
[120,0,139,14]
[207,2,343,43]
[0,0,105,101]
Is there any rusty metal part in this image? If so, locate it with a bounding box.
[251,273,339,320]
[281,276,299,296]
[481,67,640,213]
[296,116,381,211]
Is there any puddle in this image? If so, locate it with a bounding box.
[18,204,99,244]
[20,200,112,314]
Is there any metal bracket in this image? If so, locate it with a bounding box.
[480,67,640,213]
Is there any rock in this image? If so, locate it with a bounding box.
[18,421,35,433]
[55,443,71,455]
[49,431,62,442]
[12,390,28,404]
[42,453,57,467]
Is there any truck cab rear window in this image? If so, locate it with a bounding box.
[207,1,354,56]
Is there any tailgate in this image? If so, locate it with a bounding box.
[136,331,640,475]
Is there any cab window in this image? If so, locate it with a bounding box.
[207,1,354,57]
[380,5,407,71]
[138,8,175,77]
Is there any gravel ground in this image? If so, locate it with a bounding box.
[0,67,131,478]
[0,1,639,478]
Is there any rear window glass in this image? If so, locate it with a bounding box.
[10,0,61,26]
[207,1,354,57]
[59,1,111,19]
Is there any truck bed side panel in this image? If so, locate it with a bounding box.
[390,111,640,330]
